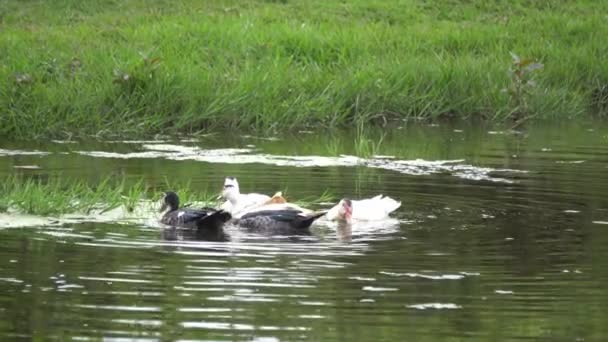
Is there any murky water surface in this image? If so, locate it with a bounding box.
[1,122,608,340]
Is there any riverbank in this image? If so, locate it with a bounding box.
[1,0,607,139]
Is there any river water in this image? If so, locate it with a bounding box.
[1,122,607,341]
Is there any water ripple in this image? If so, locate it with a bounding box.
[73,304,162,312]
[379,272,467,280]
[72,144,525,183]
[406,303,462,310]
[0,148,50,156]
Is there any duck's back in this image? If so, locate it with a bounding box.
[236,193,271,209]
[238,209,320,235]
[230,194,279,218]
[352,196,401,220]
[236,202,312,217]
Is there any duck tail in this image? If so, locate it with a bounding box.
[294,211,326,229]
[382,196,401,214]
[196,210,232,231]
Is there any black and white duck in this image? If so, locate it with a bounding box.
[235,207,325,235]
[160,191,231,241]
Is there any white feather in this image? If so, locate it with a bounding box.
[231,193,272,215]
[231,202,312,219]
[326,195,401,221]
[221,177,271,216]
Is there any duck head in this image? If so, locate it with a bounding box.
[221,176,240,204]
[160,191,179,212]
[337,198,353,223]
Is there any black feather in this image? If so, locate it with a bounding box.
[160,191,231,239]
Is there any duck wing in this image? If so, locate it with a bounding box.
[239,209,325,234]
[161,208,205,228]
[162,208,230,230]
[195,209,232,231]
[240,209,302,222]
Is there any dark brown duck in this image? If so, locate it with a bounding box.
[236,208,325,235]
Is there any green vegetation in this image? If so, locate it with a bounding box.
[0,176,215,216]
[354,123,385,157]
[504,52,544,123]
[0,175,334,216]
[1,0,607,139]
[0,176,139,216]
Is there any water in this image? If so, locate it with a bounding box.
[1,122,608,341]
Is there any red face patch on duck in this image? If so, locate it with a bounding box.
[342,199,353,222]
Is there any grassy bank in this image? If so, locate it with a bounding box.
[1,0,607,139]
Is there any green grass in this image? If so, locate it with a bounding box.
[1,0,607,139]
[354,122,385,157]
[0,175,335,216]
[0,175,214,216]
[0,176,141,216]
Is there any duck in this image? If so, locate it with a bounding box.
[231,193,314,219]
[325,195,401,222]
[235,208,326,235]
[219,176,271,215]
[160,191,231,241]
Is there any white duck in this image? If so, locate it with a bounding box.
[325,195,401,222]
[220,177,271,216]
[225,187,314,219]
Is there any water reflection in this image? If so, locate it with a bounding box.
[1,122,608,340]
[161,226,229,242]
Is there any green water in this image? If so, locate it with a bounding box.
[1,122,608,341]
